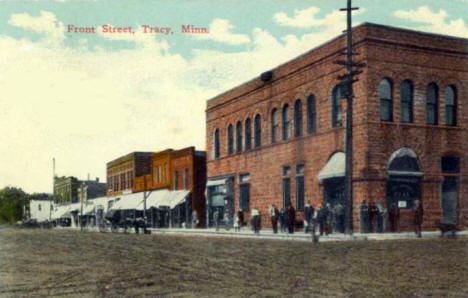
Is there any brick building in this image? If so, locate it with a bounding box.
[106,152,153,196]
[133,147,207,227]
[205,23,468,232]
[54,176,106,205]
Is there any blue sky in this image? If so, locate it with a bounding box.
[0,0,467,193]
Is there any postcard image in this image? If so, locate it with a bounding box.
[0,0,468,297]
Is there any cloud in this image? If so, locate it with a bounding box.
[8,10,65,44]
[394,6,468,38]
[1,10,360,193]
[192,18,250,45]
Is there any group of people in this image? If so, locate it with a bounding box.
[359,199,424,237]
[213,198,424,237]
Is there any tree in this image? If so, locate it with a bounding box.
[0,187,29,224]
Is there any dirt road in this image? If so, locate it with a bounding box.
[1,227,467,297]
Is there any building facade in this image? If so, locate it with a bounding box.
[133,147,207,226]
[205,23,468,231]
[29,199,54,222]
[106,152,153,196]
[77,178,107,202]
[54,176,80,204]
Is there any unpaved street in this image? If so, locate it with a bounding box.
[1,227,468,297]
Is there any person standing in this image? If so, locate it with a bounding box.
[359,199,369,233]
[368,200,378,233]
[304,201,314,233]
[376,201,384,233]
[413,200,424,238]
[279,207,286,233]
[213,208,220,231]
[388,202,399,232]
[251,207,260,235]
[270,204,279,234]
[325,203,332,235]
[334,202,345,233]
[192,210,198,229]
[286,202,296,234]
[238,209,245,227]
[317,203,328,236]
[233,213,240,232]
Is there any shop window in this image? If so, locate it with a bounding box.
[296,164,304,211]
[239,173,250,211]
[282,166,291,208]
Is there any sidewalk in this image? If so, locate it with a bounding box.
[148,227,468,242]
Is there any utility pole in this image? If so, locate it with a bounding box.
[339,0,360,235]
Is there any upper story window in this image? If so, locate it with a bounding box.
[173,171,179,190]
[227,124,234,155]
[245,118,252,150]
[236,121,242,153]
[183,168,189,189]
[379,79,393,121]
[426,82,438,125]
[400,80,413,123]
[441,156,460,173]
[271,108,277,144]
[294,99,302,137]
[282,104,290,140]
[306,94,316,134]
[254,114,261,148]
[331,85,343,127]
[444,85,457,126]
[213,128,220,160]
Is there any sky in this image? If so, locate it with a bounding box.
[1,0,467,193]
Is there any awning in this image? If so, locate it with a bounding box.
[112,193,144,210]
[52,205,72,219]
[136,189,190,210]
[318,152,345,182]
[206,178,227,187]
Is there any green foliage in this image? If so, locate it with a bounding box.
[0,187,29,224]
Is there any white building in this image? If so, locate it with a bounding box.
[29,199,54,222]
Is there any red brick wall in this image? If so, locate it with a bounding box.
[206,23,468,231]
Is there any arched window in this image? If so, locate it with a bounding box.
[213,129,220,160]
[227,124,234,154]
[445,85,457,126]
[282,104,290,140]
[379,79,393,121]
[236,121,242,153]
[331,85,342,127]
[271,108,277,144]
[254,114,261,148]
[294,99,302,137]
[306,94,316,134]
[245,118,252,150]
[426,83,438,125]
[400,80,413,123]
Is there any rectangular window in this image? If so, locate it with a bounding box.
[173,171,179,190]
[183,168,189,189]
[38,204,42,211]
[296,164,304,211]
[239,173,250,211]
[282,166,291,209]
